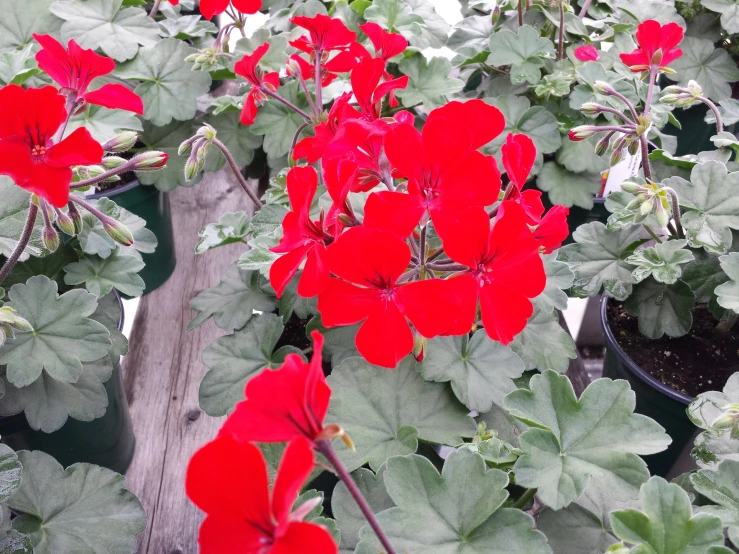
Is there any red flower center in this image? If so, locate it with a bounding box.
[31,145,47,158]
[472,263,494,286]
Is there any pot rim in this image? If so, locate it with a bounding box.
[87,178,141,200]
[599,294,693,406]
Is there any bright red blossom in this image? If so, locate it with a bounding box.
[574,45,599,62]
[288,49,358,86]
[0,86,103,208]
[293,92,358,163]
[269,166,330,298]
[220,331,330,444]
[620,20,684,71]
[234,43,280,125]
[533,204,570,253]
[290,15,356,53]
[351,57,408,120]
[501,133,536,191]
[34,34,143,115]
[351,23,408,108]
[186,436,337,554]
[440,203,546,344]
[199,0,262,20]
[317,226,461,368]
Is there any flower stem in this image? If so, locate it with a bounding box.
[606,89,639,122]
[578,0,592,18]
[425,262,468,272]
[0,202,39,285]
[70,162,138,189]
[661,186,684,239]
[297,73,319,117]
[597,106,636,126]
[149,0,162,17]
[212,138,264,208]
[517,0,524,25]
[290,121,310,160]
[644,69,657,116]
[639,134,652,181]
[419,225,427,267]
[557,0,565,61]
[642,224,663,243]
[697,96,723,134]
[263,88,312,121]
[316,440,397,554]
[512,488,537,510]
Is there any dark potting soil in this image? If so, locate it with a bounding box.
[275,316,312,351]
[607,302,739,397]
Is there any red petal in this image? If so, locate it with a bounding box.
[286,165,318,215]
[33,34,74,89]
[240,90,259,125]
[325,50,358,74]
[186,435,271,524]
[272,438,315,524]
[534,205,570,253]
[517,189,545,224]
[273,521,338,554]
[299,242,331,297]
[426,99,505,150]
[373,75,408,104]
[318,279,380,327]
[231,0,262,14]
[438,207,489,268]
[635,19,662,57]
[479,284,534,345]
[45,127,103,168]
[574,45,599,61]
[384,122,424,184]
[356,301,413,368]
[396,278,470,338]
[292,15,356,51]
[25,163,73,208]
[439,150,501,209]
[351,57,384,116]
[359,22,407,60]
[270,243,313,297]
[363,191,424,239]
[199,0,230,19]
[198,516,265,554]
[0,86,66,143]
[83,84,143,114]
[619,51,649,70]
[422,117,473,175]
[438,273,480,336]
[0,138,34,191]
[234,43,270,87]
[501,133,536,189]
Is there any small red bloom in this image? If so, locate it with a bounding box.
[288,49,358,86]
[290,14,356,53]
[351,57,408,120]
[358,22,407,61]
[317,226,461,368]
[323,153,359,236]
[34,34,143,114]
[269,166,330,298]
[440,202,546,344]
[0,86,103,208]
[220,331,330,444]
[620,20,684,72]
[293,92,359,163]
[533,205,570,253]
[501,133,536,190]
[574,45,599,62]
[186,435,337,554]
[200,0,261,20]
[234,43,280,125]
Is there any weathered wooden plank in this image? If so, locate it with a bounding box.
[123,168,255,554]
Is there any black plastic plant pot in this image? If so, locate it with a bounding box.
[665,104,738,156]
[0,292,136,474]
[90,179,176,295]
[599,295,694,477]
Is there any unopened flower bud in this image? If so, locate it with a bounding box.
[184,53,200,63]
[67,202,83,234]
[626,193,649,210]
[610,148,624,166]
[102,217,134,246]
[568,126,594,141]
[77,165,107,180]
[178,136,197,156]
[621,182,643,194]
[639,199,654,216]
[686,80,703,96]
[413,334,426,362]
[131,151,168,171]
[491,4,501,24]
[580,102,601,115]
[198,123,217,142]
[627,139,640,155]
[286,57,301,76]
[662,85,682,95]
[660,94,680,105]
[593,80,615,95]
[184,155,200,181]
[101,156,128,170]
[42,224,60,252]
[655,205,670,228]
[102,131,138,153]
[55,208,76,236]
[651,48,663,67]
[594,134,611,156]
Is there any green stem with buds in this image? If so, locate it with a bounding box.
[0,202,39,285]
[316,440,397,554]
[212,138,264,208]
[70,162,137,190]
[661,186,684,239]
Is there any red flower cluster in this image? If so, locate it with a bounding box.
[620,20,684,72]
[187,332,338,554]
[188,0,262,20]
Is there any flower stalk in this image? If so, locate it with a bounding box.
[0,202,39,285]
[212,138,264,208]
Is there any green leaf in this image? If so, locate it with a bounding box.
[504,370,671,509]
[188,264,276,332]
[203,112,262,169]
[702,0,739,34]
[395,54,464,110]
[705,98,739,126]
[692,459,739,545]
[91,292,127,358]
[626,239,695,284]
[556,137,609,174]
[0,179,43,261]
[158,14,217,39]
[624,278,695,339]
[0,446,21,504]
[537,162,602,209]
[447,15,495,63]
[487,25,554,85]
[278,274,318,321]
[363,0,424,38]
[199,313,302,416]
[195,212,250,254]
[610,476,725,554]
[326,356,477,472]
[509,305,577,372]
[67,105,143,145]
[404,0,450,50]
[0,45,40,86]
[0,357,114,433]
[63,252,145,298]
[559,221,646,300]
[116,38,212,126]
[665,161,739,254]
[715,252,739,312]
[251,81,310,159]
[682,248,730,318]
[136,120,200,191]
[420,330,525,413]
[50,0,160,62]
[537,252,575,313]
[9,450,146,554]
[689,373,739,469]
[0,0,62,51]
[305,317,359,367]
[232,29,289,74]
[538,483,635,554]
[355,449,550,554]
[237,239,280,274]
[667,37,739,101]
[247,203,289,237]
[0,276,111,388]
[332,466,394,553]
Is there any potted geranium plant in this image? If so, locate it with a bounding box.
[560,17,739,475]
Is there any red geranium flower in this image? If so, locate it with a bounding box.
[290,14,356,53]
[501,133,536,191]
[200,0,262,20]
[379,99,504,237]
[234,43,280,125]
[288,49,358,86]
[351,57,408,120]
[351,22,407,108]
[34,34,143,114]
[0,86,103,208]
[293,92,359,163]
[440,202,546,344]
[574,45,599,62]
[323,152,359,235]
[620,19,684,72]
[317,226,461,368]
[269,166,330,298]
[186,435,337,554]
[533,204,570,253]
[220,331,331,445]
